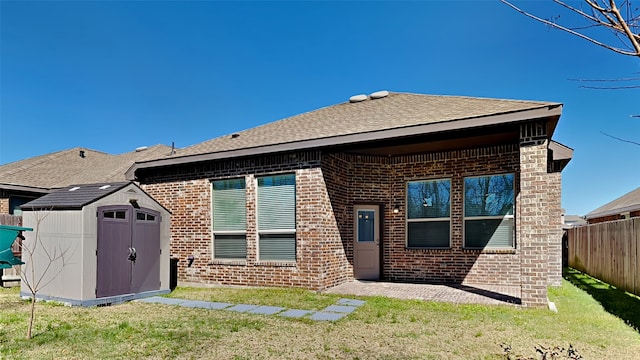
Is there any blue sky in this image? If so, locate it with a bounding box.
[1,1,638,216]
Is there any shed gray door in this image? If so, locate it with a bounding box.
[131,209,161,293]
[97,206,132,298]
[97,205,161,298]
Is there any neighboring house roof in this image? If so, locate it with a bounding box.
[21,182,131,210]
[0,145,175,193]
[585,187,640,220]
[127,91,563,178]
[563,215,587,229]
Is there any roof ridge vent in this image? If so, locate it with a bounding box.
[349,94,367,103]
[370,90,389,99]
[135,146,148,152]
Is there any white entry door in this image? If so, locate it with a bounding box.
[353,205,380,280]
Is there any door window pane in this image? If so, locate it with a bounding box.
[357,210,375,242]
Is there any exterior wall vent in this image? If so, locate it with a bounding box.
[349,94,367,103]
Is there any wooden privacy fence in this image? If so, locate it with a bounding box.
[567,218,639,297]
[0,214,22,226]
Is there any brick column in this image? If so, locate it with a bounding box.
[547,171,563,286]
[0,190,10,214]
[518,122,549,307]
[0,199,9,214]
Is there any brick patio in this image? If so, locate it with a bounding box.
[322,280,522,306]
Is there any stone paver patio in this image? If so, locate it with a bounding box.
[138,280,521,322]
[323,280,521,306]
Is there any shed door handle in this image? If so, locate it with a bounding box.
[128,247,137,263]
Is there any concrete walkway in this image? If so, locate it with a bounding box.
[323,280,521,306]
[136,296,366,321]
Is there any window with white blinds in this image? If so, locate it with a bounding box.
[463,174,515,249]
[212,178,247,259]
[257,174,296,261]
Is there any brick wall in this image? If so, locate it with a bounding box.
[547,172,563,286]
[323,145,522,286]
[142,151,351,290]
[140,136,563,305]
[0,197,9,214]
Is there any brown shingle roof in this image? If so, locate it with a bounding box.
[126,92,562,179]
[176,92,557,157]
[585,187,640,219]
[0,145,174,190]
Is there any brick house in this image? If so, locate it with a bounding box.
[127,91,573,307]
[585,186,640,224]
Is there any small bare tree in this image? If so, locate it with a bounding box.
[20,209,74,339]
[500,0,639,140]
[500,0,640,58]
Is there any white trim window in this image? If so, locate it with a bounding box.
[212,178,247,259]
[464,174,515,249]
[406,178,451,248]
[257,174,296,261]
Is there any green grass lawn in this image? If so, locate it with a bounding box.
[563,267,640,332]
[1,271,639,359]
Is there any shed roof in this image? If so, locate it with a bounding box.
[585,187,640,220]
[21,182,132,210]
[127,92,563,178]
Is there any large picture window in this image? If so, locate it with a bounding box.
[212,178,247,259]
[464,174,515,249]
[406,179,451,248]
[257,174,296,261]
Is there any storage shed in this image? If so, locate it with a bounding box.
[20,182,171,306]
